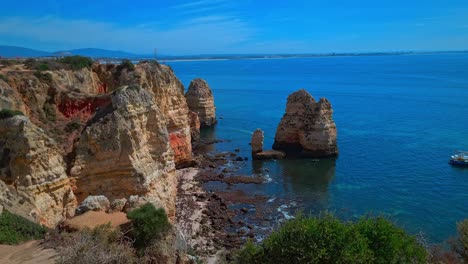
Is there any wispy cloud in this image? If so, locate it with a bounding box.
[171,0,225,10]
[0,15,254,54]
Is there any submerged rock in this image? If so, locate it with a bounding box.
[185,78,217,127]
[273,89,338,158]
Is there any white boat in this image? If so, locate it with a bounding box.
[449,151,468,166]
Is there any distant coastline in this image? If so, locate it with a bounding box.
[1,45,467,61]
[157,50,468,62]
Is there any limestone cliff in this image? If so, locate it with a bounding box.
[273,89,338,157]
[185,78,216,127]
[0,60,193,225]
[188,111,200,142]
[70,86,177,218]
[0,116,76,227]
[93,62,193,166]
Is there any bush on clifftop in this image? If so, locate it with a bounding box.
[235,213,427,264]
[59,55,93,70]
[127,203,171,248]
[0,109,24,119]
[118,59,135,71]
[0,210,47,245]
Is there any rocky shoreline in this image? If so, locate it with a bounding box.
[176,139,304,261]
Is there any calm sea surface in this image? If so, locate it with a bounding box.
[168,53,468,243]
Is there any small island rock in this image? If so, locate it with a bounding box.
[273,89,338,158]
[185,78,217,127]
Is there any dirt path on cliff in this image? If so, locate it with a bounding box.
[0,241,56,264]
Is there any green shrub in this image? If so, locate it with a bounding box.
[34,71,53,83]
[0,210,47,245]
[235,214,427,264]
[119,59,135,71]
[0,74,8,82]
[56,224,137,264]
[42,103,56,122]
[65,121,81,132]
[127,203,171,248]
[0,60,13,66]
[452,219,468,262]
[59,55,93,70]
[0,109,24,119]
[37,63,49,71]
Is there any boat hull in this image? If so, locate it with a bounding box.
[449,160,468,167]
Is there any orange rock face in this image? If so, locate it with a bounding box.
[273,89,338,158]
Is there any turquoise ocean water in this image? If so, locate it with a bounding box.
[168,53,468,243]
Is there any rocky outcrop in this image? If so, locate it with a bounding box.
[251,129,286,160]
[76,195,110,215]
[273,89,338,158]
[185,78,216,127]
[0,116,76,227]
[251,129,264,154]
[132,63,193,167]
[188,111,200,142]
[70,85,177,218]
[49,68,105,95]
[0,61,194,225]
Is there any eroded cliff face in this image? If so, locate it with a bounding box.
[0,116,76,227]
[0,60,193,224]
[70,86,177,218]
[185,78,216,127]
[93,62,193,166]
[273,89,338,157]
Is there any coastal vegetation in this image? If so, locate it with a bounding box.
[0,109,24,119]
[236,213,427,264]
[127,203,171,248]
[65,120,81,132]
[59,55,93,70]
[119,58,136,71]
[51,204,176,264]
[23,55,93,71]
[0,74,8,82]
[55,223,137,264]
[0,210,47,245]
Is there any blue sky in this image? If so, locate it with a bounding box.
[0,0,467,55]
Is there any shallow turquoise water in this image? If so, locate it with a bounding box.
[168,53,468,243]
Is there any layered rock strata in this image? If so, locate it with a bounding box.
[185,78,216,127]
[273,89,338,157]
[0,60,200,225]
[0,116,76,227]
[70,86,177,218]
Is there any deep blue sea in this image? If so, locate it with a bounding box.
[168,53,468,243]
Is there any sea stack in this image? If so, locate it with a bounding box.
[251,129,264,154]
[185,78,217,127]
[251,128,286,160]
[273,89,338,158]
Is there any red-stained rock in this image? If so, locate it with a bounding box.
[58,95,111,121]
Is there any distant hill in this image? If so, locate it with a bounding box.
[0,46,144,58]
[0,45,51,58]
[57,48,141,58]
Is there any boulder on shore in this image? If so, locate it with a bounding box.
[185,78,217,127]
[273,89,338,158]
